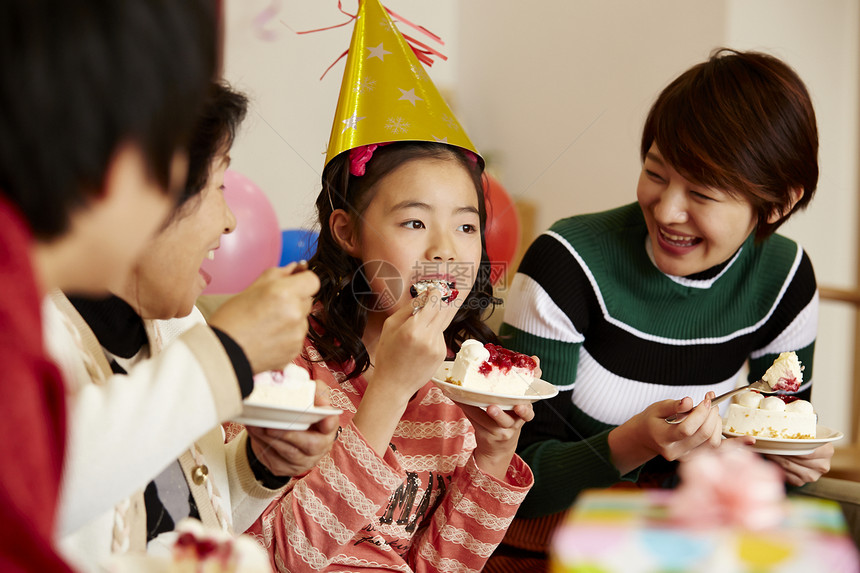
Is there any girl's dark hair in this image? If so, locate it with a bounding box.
[170,81,248,221]
[309,142,500,380]
[641,48,818,240]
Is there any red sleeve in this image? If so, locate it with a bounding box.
[0,197,72,571]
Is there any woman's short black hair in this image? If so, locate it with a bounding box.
[641,48,819,239]
[0,0,218,240]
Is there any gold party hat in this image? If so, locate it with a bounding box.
[324,0,481,168]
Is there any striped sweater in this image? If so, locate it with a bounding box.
[245,339,534,572]
[499,203,817,518]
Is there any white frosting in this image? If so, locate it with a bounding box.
[245,363,316,409]
[174,517,211,539]
[458,339,490,362]
[412,279,454,299]
[736,391,764,408]
[760,396,786,411]
[785,400,814,414]
[232,536,273,572]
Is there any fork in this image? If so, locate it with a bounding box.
[665,379,773,424]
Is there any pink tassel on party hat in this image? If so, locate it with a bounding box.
[295,1,447,79]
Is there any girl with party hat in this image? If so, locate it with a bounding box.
[244,1,534,570]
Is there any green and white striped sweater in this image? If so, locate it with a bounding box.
[499,203,817,517]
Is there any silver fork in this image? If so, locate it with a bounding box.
[665,379,773,424]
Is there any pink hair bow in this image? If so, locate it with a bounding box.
[349,143,390,176]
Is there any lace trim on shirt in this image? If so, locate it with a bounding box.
[292,479,353,544]
[316,455,381,519]
[392,418,471,439]
[466,459,529,506]
[446,480,514,531]
[339,425,403,490]
[417,535,483,573]
[433,509,498,557]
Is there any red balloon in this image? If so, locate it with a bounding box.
[483,175,520,282]
[200,169,282,294]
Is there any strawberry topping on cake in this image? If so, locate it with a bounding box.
[477,344,537,375]
[448,340,537,395]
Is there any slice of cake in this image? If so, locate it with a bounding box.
[169,518,271,573]
[761,351,803,392]
[245,364,315,410]
[410,278,458,303]
[446,339,537,395]
[723,390,816,439]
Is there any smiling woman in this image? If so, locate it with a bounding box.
[488,48,829,571]
[637,145,764,278]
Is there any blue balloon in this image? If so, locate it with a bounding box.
[279,229,319,267]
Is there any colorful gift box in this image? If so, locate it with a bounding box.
[550,489,859,573]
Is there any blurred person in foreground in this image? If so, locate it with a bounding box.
[50,81,332,571]
[0,1,218,570]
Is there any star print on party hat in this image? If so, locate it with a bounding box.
[324,0,481,168]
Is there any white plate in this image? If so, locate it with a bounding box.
[233,402,342,430]
[431,362,558,410]
[722,424,844,455]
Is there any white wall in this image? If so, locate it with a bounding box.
[223,0,859,436]
[457,0,726,226]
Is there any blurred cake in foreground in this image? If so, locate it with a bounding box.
[550,448,860,572]
[170,518,270,573]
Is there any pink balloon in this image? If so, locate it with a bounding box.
[201,169,282,294]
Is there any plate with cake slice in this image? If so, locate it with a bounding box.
[720,351,843,454]
[233,403,343,431]
[431,341,558,410]
[232,364,342,430]
[723,425,844,456]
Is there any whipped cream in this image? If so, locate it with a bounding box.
[761,351,803,392]
[457,339,490,363]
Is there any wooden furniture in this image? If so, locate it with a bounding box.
[798,476,860,546]
[818,286,860,482]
